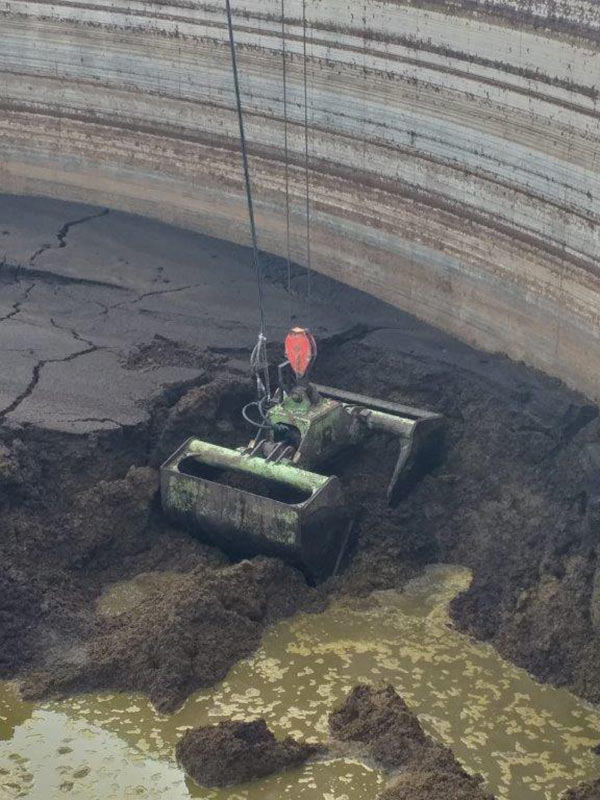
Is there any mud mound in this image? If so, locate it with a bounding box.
[176,719,319,787]
[22,557,315,712]
[329,684,433,770]
[329,685,491,798]
[123,334,223,372]
[0,463,163,677]
[2,307,600,726]
[0,442,20,487]
[562,778,600,799]
[59,466,159,569]
[0,372,319,713]
[380,771,494,800]
[315,334,600,704]
[150,372,253,466]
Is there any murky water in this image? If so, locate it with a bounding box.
[0,565,599,799]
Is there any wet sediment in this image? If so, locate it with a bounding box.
[1,326,600,710]
[0,303,599,793]
[176,719,320,787]
[329,684,493,799]
[1,563,599,797]
[562,778,600,799]
[0,364,320,712]
[311,329,600,707]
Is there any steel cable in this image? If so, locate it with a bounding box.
[224,0,267,337]
[301,0,312,329]
[281,0,293,325]
[224,0,271,401]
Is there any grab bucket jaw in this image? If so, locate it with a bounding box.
[160,439,349,581]
[314,384,445,505]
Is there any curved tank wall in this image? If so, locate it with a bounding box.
[1,0,599,396]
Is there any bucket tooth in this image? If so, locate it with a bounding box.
[160,438,350,582]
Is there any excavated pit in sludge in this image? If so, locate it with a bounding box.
[0,330,599,739]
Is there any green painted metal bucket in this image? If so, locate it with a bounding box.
[161,439,350,581]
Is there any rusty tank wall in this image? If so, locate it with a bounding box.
[1,0,599,396]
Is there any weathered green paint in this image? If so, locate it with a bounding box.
[190,471,299,546]
[363,408,415,438]
[165,473,198,515]
[186,439,328,493]
[160,437,348,579]
[160,383,443,577]
[268,396,342,437]
[268,396,353,468]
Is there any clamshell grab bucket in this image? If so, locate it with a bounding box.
[314,384,445,505]
[161,439,350,581]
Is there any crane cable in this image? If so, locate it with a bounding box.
[224,0,271,400]
[280,0,292,325]
[224,0,312,400]
[301,0,312,329]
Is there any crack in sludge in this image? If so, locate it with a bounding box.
[0,346,100,420]
[0,282,35,324]
[30,208,110,264]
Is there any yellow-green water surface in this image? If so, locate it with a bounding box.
[0,565,599,799]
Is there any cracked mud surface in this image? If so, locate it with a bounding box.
[0,195,375,433]
[0,195,600,792]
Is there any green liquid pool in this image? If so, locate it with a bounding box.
[0,565,598,799]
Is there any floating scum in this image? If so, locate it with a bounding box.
[1,566,598,799]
